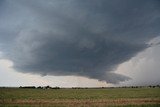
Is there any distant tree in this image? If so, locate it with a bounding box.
[45,85,51,89]
[52,86,60,89]
[37,86,42,89]
[149,85,152,88]
[19,86,36,89]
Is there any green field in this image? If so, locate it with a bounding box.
[0,88,160,107]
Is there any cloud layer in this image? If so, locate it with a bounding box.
[0,0,160,83]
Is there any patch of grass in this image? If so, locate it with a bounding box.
[0,88,160,100]
[111,104,160,107]
[0,104,160,107]
[0,88,160,106]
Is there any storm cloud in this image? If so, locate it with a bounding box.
[0,0,160,83]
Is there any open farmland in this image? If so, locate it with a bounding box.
[0,87,160,107]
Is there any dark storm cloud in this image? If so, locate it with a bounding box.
[0,0,160,83]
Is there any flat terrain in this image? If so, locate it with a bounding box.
[0,87,160,107]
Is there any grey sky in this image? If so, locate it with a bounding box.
[116,37,160,86]
[0,0,160,85]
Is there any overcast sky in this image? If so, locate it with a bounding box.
[0,0,160,87]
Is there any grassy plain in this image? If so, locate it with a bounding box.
[0,87,160,107]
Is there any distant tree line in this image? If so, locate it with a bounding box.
[19,85,60,89]
[19,86,36,89]
[17,85,160,89]
[71,85,160,89]
[119,85,160,88]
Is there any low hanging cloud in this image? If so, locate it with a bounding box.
[0,0,160,84]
